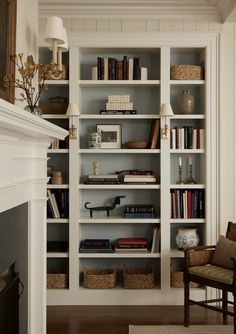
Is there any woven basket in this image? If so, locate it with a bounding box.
[47,268,68,289]
[123,267,155,289]
[170,267,200,288]
[170,65,203,80]
[84,268,116,289]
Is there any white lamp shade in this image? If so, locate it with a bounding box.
[44,16,65,45]
[159,103,174,117]
[66,103,80,116]
[58,28,68,52]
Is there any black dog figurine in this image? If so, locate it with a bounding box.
[85,195,126,217]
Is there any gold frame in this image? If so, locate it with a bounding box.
[0,0,16,103]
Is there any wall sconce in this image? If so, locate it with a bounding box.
[66,103,80,139]
[57,28,68,71]
[159,103,174,139]
[44,16,65,64]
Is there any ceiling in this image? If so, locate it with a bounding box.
[38,0,236,22]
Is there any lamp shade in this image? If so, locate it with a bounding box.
[58,28,68,52]
[66,103,80,117]
[44,16,65,45]
[159,103,174,117]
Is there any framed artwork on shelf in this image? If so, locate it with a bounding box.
[96,124,122,149]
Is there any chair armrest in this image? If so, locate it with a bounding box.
[185,245,216,268]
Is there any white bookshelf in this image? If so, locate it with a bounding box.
[40,33,218,306]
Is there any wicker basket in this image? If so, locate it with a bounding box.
[47,268,68,289]
[170,267,200,288]
[84,268,116,289]
[123,267,155,289]
[170,65,203,80]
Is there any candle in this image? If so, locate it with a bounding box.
[179,157,182,166]
[189,156,192,166]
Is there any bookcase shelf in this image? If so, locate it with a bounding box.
[40,33,218,306]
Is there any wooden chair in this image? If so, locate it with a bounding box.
[184,221,236,334]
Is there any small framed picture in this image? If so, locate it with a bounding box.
[96,124,122,149]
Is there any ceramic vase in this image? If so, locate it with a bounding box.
[176,227,199,249]
[88,132,101,149]
[24,105,42,116]
[178,89,195,114]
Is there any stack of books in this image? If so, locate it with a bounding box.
[100,94,136,115]
[79,239,113,253]
[123,174,156,184]
[114,237,148,252]
[84,174,119,184]
[124,204,156,218]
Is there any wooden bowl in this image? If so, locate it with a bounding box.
[126,141,148,149]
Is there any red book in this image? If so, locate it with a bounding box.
[117,237,147,245]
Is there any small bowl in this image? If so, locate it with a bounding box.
[126,141,148,149]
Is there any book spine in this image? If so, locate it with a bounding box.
[133,57,141,80]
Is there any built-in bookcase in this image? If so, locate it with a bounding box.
[39,33,218,305]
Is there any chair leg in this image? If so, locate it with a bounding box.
[222,290,227,324]
[234,292,236,334]
[184,274,190,327]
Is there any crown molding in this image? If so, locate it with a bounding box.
[38,0,222,21]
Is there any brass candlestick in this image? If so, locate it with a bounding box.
[185,163,197,184]
[176,165,185,184]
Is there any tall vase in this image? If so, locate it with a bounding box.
[176,227,199,250]
[178,89,195,114]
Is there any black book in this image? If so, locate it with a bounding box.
[133,57,141,80]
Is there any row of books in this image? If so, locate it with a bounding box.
[170,189,205,219]
[49,136,69,149]
[84,174,157,185]
[93,56,147,80]
[170,127,204,150]
[151,225,161,253]
[114,237,148,252]
[47,189,69,218]
[84,174,119,184]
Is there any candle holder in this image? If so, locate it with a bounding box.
[185,164,197,184]
[176,165,185,184]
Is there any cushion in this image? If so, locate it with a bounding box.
[211,235,236,269]
[189,265,233,285]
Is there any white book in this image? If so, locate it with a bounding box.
[47,190,60,218]
[199,129,205,149]
[128,58,134,80]
[141,67,148,80]
[180,128,185,149]
[88,174,118,179]
[193,129,197,149]
[92,66,97,80]
[108,95,130,102]
[104,58,108,80]
[171,128,176,149]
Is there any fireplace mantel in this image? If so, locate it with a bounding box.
[0,98,68,334]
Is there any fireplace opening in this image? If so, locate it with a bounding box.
[0,264,24,334]
[0,203,28,334]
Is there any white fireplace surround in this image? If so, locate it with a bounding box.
[0,98,68,334]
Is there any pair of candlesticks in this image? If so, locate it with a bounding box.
[176,156,197,184]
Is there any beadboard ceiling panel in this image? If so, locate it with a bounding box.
[38,0,236,22]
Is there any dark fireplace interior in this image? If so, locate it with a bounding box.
[0,203,28,334]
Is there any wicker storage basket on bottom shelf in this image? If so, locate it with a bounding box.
[123,267,155,289]
[170,267,200,288]
[84,268,116,289]
[47,268,68,289]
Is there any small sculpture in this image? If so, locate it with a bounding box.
[92,160,100,175]
[85,195,126,218]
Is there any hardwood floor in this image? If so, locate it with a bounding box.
[47,305,232,334]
